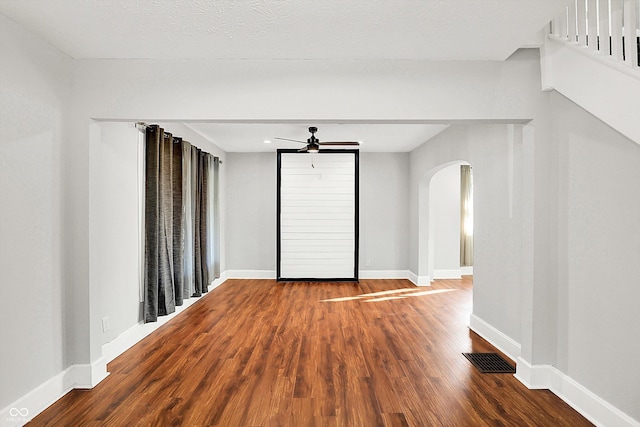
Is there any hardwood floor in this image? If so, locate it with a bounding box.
[30,278,592,426]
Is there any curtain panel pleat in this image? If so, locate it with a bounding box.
[158,132,176,317]
[182,141,194,298]
[143,125,219,323]
[193,148,204,296]
[198,152,210,293]
[144,126,161,322]
[190,146,198,295]
[172,139,184,306]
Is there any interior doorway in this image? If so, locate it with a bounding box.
[421,161,473,283]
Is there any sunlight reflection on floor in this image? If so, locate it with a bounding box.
[320,288,457,303]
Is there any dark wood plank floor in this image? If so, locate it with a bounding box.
[29,278,592,426]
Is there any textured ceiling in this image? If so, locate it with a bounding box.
[0,0,567,60]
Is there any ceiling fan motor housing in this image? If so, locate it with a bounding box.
[308,126,319,143]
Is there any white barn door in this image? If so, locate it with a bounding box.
[277,150,359,281]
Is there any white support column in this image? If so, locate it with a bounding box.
[598,0,611,54]
[623,0,639,67]
[611,0,624,60]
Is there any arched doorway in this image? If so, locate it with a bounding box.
[418,160,473,283]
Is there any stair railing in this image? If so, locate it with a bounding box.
[551,0,640,69]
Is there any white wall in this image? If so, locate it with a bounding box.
[0,14,72,411]
[359,153,410,272]
[553,92,640,420]
[225,152,277,272]
[90,122,141,346]
[429,163,462,278]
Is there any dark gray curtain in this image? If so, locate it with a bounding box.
[144,125,219,323]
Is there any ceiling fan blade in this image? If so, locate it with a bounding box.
[275,137,306,144]
[297,147,308,152]
[317,141,360,146]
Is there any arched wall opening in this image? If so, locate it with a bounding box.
[417,160,472,284]
[409,123,529,360]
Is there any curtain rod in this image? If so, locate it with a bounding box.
[135,122,222,164]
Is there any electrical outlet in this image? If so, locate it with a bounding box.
[102,316,110,333]
[366,259,372,267]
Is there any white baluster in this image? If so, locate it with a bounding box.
[558,6,569,39]
[623,0,639,66]
[569,0,578,42]
[598,0,611,54]
[551,17,559,36]
[611,0,624,60]
[577,0,588,45]
[588,0,599,49]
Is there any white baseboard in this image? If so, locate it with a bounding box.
[0,368,74,426]
[225,269,276,279]
[471,316,640,427]
[468,314,521,361]
[515,358,640,427]
[359,269,404,279]
[72,358,110,389]
[460,266,473,275]
[405,270,432,286]
[433,269,462,279]
[513,357,552,389]
[417,275,431,286]
[0,359,110,427]
[358,269,422,282]
[406,270,418,285]
[224,269,431,284]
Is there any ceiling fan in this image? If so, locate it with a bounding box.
[275,126,360,152]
